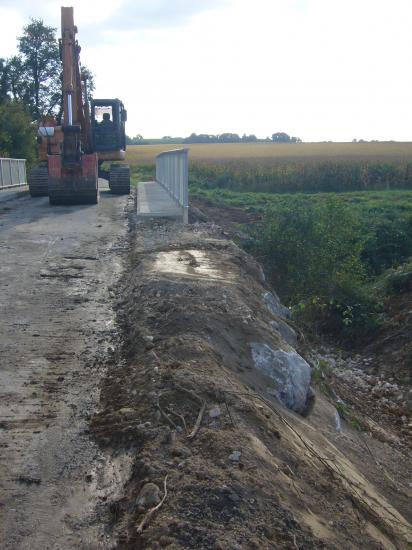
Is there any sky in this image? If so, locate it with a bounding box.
[0,0,412,141]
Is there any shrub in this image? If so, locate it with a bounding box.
[384,262,412,294]
[246,198,380,338]
[0,101,36,163]
[361,216,412,274]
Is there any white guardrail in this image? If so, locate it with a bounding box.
[0,158,27,189]
[156,148,189,223]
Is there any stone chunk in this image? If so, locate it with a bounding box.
[229,451,242,462]
[263,291,291,319]
[270,319,297,347]
[251,343,313,414]
[209,406,222,418]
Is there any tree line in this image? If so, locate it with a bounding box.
[127,132,303,145]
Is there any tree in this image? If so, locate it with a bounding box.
[272,132,291,143]
[0,58,10,104]
[271,132,302,143]
[241,133,257,142]
[4,17,95,124]
[80,65,95,96]
[7,19,61,121]
[219,133,241,143]
[0,101,36,162]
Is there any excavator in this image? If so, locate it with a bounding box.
[28,6,130,204]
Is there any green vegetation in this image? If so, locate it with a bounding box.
[190,180,412,340]
[0,101,36,163]
[0,17,95,164]
[2,19,61,122]
[126,136,184,145]
[1,18,94,123]
[246,198,375,337]
[382,260,412,295]
[130,163,155,185]
[126,131,302,145]
[0,18,61,164]
[125,140,412,342]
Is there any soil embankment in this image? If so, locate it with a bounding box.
[92,212,412,549]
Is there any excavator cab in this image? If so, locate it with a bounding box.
[91,99,130,194]
[91,99,127,160]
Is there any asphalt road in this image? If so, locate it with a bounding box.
[0,183,129,549]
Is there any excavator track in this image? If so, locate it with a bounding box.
[109,164,130,195]
[48,190,99,206]
[48,186,99,206]
[48,175,99,206]
[28,166,49,197]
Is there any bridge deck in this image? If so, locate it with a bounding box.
[137,181,183,221]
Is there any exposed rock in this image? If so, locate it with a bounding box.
[270,319,297,347]
[229,451,242,462]
[209,406,222,418]
[262,291,291,319]
[251,343,312,414]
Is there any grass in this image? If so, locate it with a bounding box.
[190,185,412,214]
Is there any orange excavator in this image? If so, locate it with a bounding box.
[28,6,130,204]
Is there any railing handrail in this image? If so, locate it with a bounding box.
[156,148,188,157]
[155,148,189,223]
[0,158,27,161]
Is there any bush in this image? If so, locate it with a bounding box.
[361,216,412,274]
[0,101,36,163]
[384,262,412,294]
[246,198,380,338]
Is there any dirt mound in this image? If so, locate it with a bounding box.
[92,219,412,549]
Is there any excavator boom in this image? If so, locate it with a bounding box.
[47,7,98,205]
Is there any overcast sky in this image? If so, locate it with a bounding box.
[0,0,411,141]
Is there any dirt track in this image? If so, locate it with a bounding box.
[0,183,128,549]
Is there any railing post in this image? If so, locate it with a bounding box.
[9,159,13,186]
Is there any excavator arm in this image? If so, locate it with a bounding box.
[47,7,98,205]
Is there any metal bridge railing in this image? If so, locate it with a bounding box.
[156,148,189,223]
[0,158,27,189]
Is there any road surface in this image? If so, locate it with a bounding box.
[0,183,128,549]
